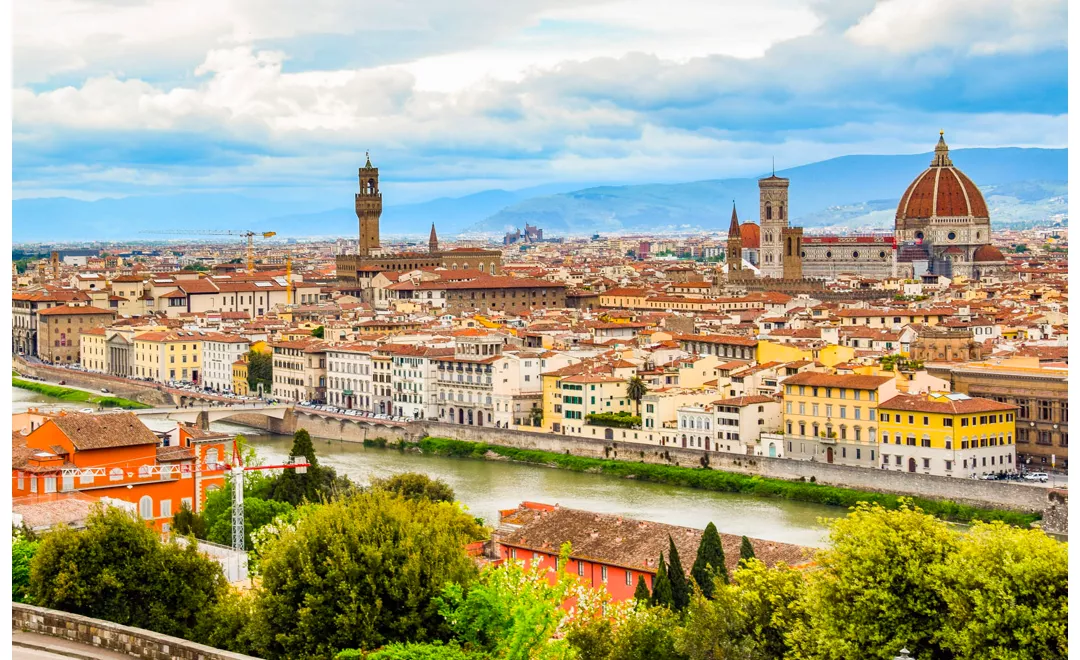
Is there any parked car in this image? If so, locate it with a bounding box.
[100,388,110,393]
[1023,472,1049,483]
[79,408,94,413]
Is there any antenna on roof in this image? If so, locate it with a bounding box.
[772,157,775,177]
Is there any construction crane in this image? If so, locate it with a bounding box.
[140,230,278,274]
[228,436,308,552]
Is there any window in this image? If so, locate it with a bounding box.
[45,476,57,493]
[601,566,608,582]
[110,467,123,482]
[62,473,74,492]
[923,458,930,469]
[160,499,172,518]
[880,412,888,422]
[1039,400,1052,421]
[206,447,220,466]
[626,570,633,587]
[140,496,153,519]
[577,561,585,576]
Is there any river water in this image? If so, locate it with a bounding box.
[12,387,837,547]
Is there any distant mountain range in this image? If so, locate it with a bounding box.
[12,147,1067,243]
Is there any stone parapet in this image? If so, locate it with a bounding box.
[12,603,259,660]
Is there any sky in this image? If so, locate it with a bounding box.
[12,0,1069,206]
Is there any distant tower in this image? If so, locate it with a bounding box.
[781,227,803,280]
[356,152,382,257]
[726,202,742,271]
[759,172,790,279]
[429,223,439,254]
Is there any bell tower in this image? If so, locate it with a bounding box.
[759,172,789,279]
[726,202,742,271]
[356,152,382,257]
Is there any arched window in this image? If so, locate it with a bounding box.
[138,465,151,479]
[110,467,123,482]
[139,495,153,519]
[779,205,784,220]
[205,447,219,466]
[766,204,772,220]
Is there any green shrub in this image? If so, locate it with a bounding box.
[586,411,642,428]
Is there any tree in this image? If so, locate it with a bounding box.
[626,376,648,416]
[311,326,325,339]
[437,542,577,660]
[246,349,273,395]
[633,575,651,603]
[650,552,674,609]
[249,490,482,659]
[738,535,755,568]
[788,501,958,660]
[729,559,806,660]
[172,500,207,538]
[345,642,488,659]
[265,428,351,506]
[690,522,727,598]
[666,536,690,611]
[12,529,39,603]
[932,522,1067,660]
[373,472,456,504]
[30,506,227,639]
[202,484,295,549]
[606,605,687,660]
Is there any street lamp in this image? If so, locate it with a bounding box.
[894,650,911,660]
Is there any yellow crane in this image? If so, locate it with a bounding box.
[140,230,277,274]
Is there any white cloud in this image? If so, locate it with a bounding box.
[846,0,1067,55]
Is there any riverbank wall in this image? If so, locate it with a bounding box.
[410,422,1050,514]
[15,358,174,407]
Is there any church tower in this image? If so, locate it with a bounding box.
[356,153,382,257]
[726,202,742,272]
[429,223,439,253]
[758,172,789,279]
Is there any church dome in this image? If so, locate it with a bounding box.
[895,133,989,227]
[739,222,760,249]
[972,245,1005,262]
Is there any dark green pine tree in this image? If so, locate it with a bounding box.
[650,552,674,609]
[739,535,756,568]
[691,522,728,598]
[666,536,690,611]
[633,574,651,603]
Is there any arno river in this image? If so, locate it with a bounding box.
[14,389,837,547]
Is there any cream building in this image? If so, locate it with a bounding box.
[133,331,204,383]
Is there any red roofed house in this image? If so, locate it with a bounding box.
[12,412,228,530]
[36,304,116,364]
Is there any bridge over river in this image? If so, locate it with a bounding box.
[133,403,410,433]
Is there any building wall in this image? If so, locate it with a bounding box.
[37,312,114,364]
[949,367,1068,471]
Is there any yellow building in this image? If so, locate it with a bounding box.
[598,287,647,309]
[757,340,810,365]
[878,392,1016,478]
[781,372,897,467]
[133,331,203,383]
[232,358,250,396]
[541,360,637,433]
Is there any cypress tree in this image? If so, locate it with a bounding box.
[633,574,651,603]
[650,552,674,609]
[666,536,690,611]
[739,535,756,568]
[691,522,727,597]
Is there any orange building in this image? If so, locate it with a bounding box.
[12,411,228,530]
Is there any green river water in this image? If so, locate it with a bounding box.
[14,387,836,547]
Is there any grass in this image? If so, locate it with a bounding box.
[414,436,1040,528]
[13,377,152,409]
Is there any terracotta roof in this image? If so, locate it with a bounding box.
[499,504,811,575]
[712,395,776,407]
[37,304,115,316]
[48,412,160,450]
[879,393,1016,415]
[781,372,893,390]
